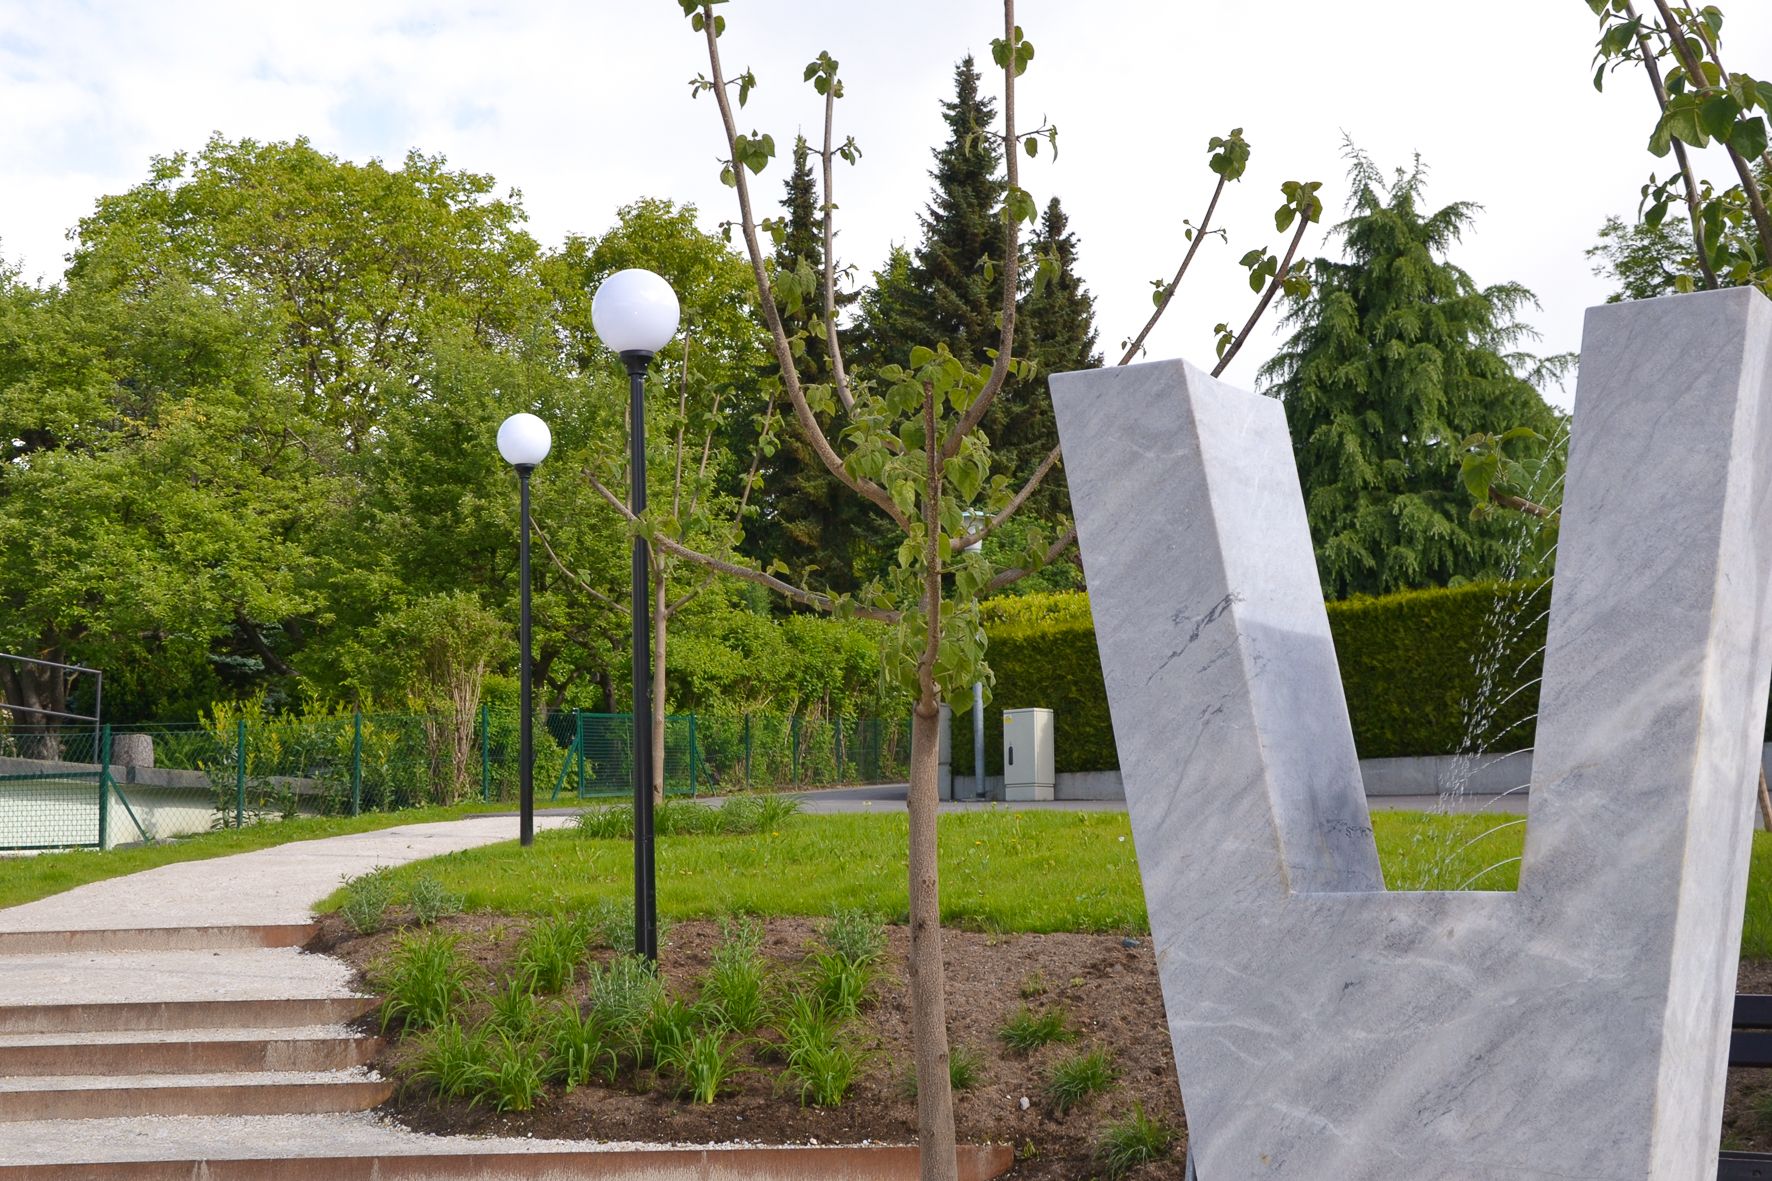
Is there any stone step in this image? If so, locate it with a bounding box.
[0,1033,381,1076]
[0,925,318,956]
[0,1070,392,1122]
[0,997,378,1035]
[0,1144,1014,1179]
[0,946,356,1009]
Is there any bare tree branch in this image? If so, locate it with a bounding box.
[939,1,1024,461]
[1118,172,1231,365]
[982,524,1078,594]
[1624,1,1720,289]
[1212,213,1313,378]
[955,440,1062,552]
[819,76,857,415]
[584,467,900,622]
[1491,490,1558,520]
[698,9,911,532]
[532,519,625,613]
[1651,0,1772,253]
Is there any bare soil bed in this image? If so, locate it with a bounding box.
[314,915,1772,1173]
[312,913,1188,1180]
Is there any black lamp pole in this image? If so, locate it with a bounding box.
[624,350,659,964]
[517,464,535,848]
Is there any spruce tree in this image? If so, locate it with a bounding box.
[1259,153,1563,599]
[1006,196,1100,515]
[746,136,888,593]
[904,56,1004,365]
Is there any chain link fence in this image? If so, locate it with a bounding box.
[0,709,910,850]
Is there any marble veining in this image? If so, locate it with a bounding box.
[1049,287,1772,1179]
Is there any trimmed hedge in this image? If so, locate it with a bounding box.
[952,595,1115,779]
[952,584,1556,776]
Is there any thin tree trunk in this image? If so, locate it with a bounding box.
[907,700,956,1181]
[653,576,668,806]
[909,386,957,1181]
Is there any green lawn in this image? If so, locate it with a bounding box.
[17,805,1772,960]
[315,808,1772,956]
[0,803,516,912]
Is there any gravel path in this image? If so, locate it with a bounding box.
[0,813,577,932]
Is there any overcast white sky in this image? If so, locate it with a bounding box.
[4,1,1770,409]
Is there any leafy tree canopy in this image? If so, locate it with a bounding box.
[1260,151,1566,599]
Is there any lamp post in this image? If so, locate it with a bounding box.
[497,413,552,847]
[961,512,986,800]
[591,267,680,964]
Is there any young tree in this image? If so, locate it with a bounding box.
[745,136,891,593]
[543,199,774,801]
[651,7,1322,1175]
[1005,196,1100,520]
[1260,152,1567,599]
[1586,0,1772,295]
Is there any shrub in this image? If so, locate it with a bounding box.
[823,908,886,968]
[514,913,591,993]
[951,581,1563,772]
[487,975,544,1039]
[1097,1103,1177,1178]
[377,929,473,1032]
[641,995,699,1070]
[948,1042,984,1091]
[718,793,804,833]
[1000,1005,1075,1055]
[700,917,769,1032]
[472,1029,547,1113]
[545,1003,620,1089]
[404,1019,486,1102]
[810,951,870,1021]
[339,867,396,935]
[1045,1047,1117,1115]
[406,875,462,926]
[777,990,862,1108]
[656,1027,744,1103]
[587,899,635,949]
[903,1042,984,1098]
[587,953,665,1055]
[576,805,634,840]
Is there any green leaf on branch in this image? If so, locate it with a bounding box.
[1733,116,1769,162]
[990,26,1036,77]
[1208,128,1250,181]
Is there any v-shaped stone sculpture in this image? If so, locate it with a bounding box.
[1049,287,1772,1179]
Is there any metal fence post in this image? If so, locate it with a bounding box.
[235,717,247,829]
[688,713,698,798]
[791,715,800,784]
[835,717,844,783]
[743,714,752,790]
[480,704,492,802]
[572,711,583,798]
[97,724,112,851]
[350,709,363,816]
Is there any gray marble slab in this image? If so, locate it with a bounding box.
[1049,287,1772,1179]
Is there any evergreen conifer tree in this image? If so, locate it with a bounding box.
[902,55,1004,366]
[1006,196,1099,515]
[746,136,887,593]
[1259,153,1564,599]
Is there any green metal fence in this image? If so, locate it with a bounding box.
[0,725,172,851]
[0,710,909,850]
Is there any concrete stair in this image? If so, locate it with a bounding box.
[0,923,390,1125]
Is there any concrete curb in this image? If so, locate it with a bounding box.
[0,1144,1015,1180]
[0,998,377,1035]
[0,1035,382,1077]
[0,925,318,956]
[0,1079,393,1122]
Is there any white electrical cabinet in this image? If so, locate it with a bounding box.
[1002,707,1055,801]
